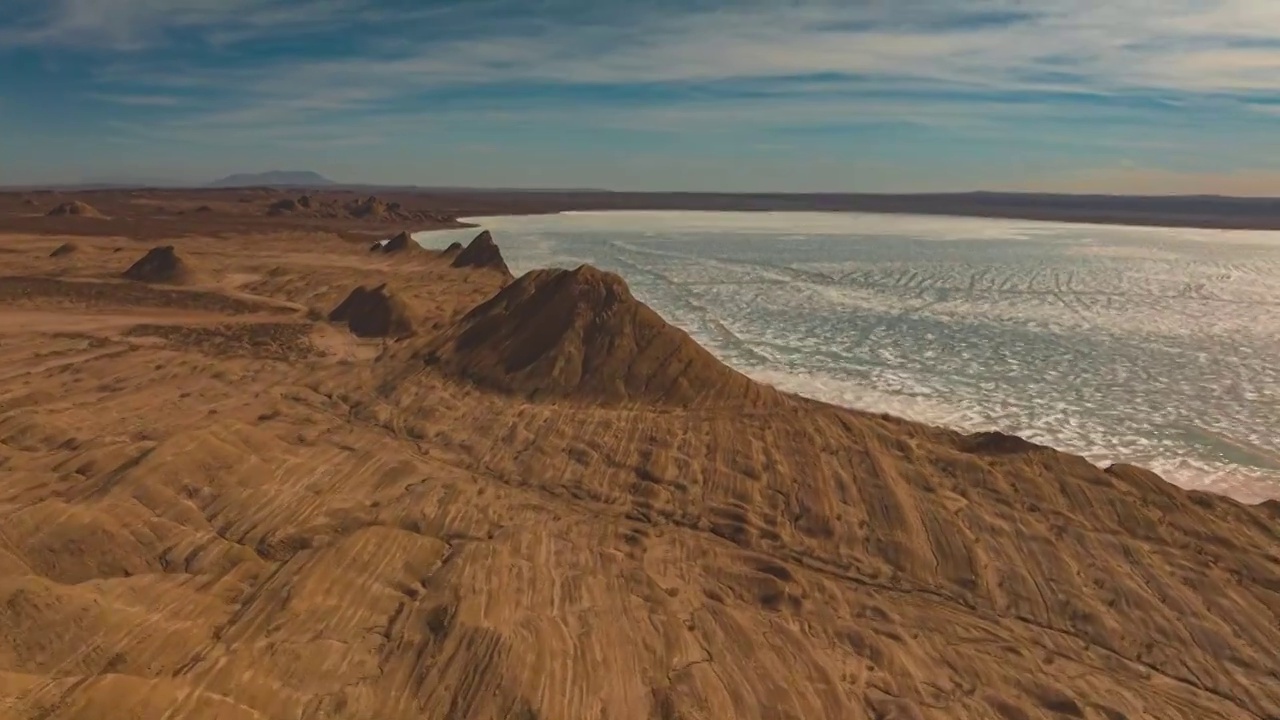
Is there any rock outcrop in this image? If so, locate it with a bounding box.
[121,246,193,284]
[328,284,414,339]
[349,196,390,220]
[423,265,781,406]
[450,231,511,277]
[46,201,105,218]
[381,232,413,253]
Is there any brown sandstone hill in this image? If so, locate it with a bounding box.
[328,284,414,338]
[423,264,781,406]
[121,245,194,284]
[450,230,511,276]
[45,201,105,218]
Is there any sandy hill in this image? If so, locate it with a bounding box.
[450,230,511,276]
[328,284,414,338]
[0,225,1276,720]
[121,245,195,284]
[424,264,789,406]
[45,201,105,218]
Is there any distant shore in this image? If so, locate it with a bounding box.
[8,187,1280,234]
[415,190,1280,232]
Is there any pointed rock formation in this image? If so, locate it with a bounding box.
[423,265,781,406]
[328,284,414,339]
[443,241,463,256]
[348,196,389,220]
[381,231,413,253]
[46,201,105,218]
[451,231,511,276]
[368,232,419,255]
[49,242,78,258]
[122,246,193,284]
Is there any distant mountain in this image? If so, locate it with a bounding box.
[208,171,336,188]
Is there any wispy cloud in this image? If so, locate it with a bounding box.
[0,0,368,49]
[5,0,1280,190]
[87,92,184,106]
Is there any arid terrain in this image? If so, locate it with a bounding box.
[12,184,1280,231]
[0,191,1278,720]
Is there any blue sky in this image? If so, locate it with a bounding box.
[3,0,1280,193]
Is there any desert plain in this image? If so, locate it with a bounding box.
[0,189,1277,719]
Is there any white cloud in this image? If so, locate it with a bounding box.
[87,92,184,106]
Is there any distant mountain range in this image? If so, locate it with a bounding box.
[208,171,336,188]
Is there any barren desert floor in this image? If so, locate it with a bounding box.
[0,199,1278,720]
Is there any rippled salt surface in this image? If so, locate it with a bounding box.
[419,211,1280,503]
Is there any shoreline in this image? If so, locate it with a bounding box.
[450,208,1280,238]
[419,205,1280,236]
[400,190,1280,233]
[13,186,1280,234]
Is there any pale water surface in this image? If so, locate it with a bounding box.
[418,211,1280,503]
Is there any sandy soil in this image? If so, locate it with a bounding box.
[0,206,1277,720]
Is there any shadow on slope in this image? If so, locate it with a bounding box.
[329,284,415,339]
[422,264,783,407]
[121,246,196,285]
[49,242,78,258]
[450,231,512,277]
